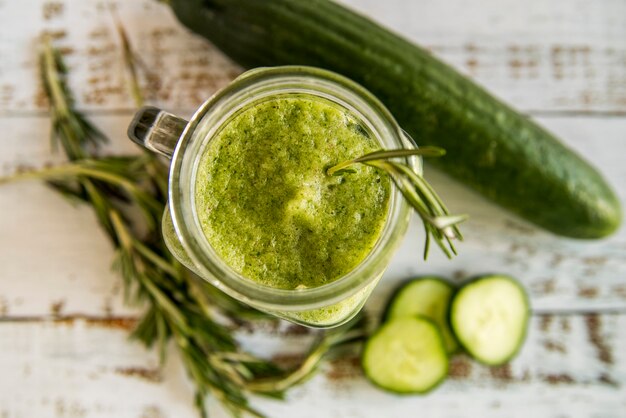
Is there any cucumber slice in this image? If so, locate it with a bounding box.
[362,316,448,394]
[384,277,459,353]
[450,275,530,365]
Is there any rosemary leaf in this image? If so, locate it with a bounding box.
[326,146,445,176]
[115,20,144,108]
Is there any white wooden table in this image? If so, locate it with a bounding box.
[1,1,625,417]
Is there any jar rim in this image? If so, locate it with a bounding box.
[169,66,418,311]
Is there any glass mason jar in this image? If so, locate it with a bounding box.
[127,66,421,328]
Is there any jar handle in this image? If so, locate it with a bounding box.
[127,106,188,159]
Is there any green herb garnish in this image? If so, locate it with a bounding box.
[327,148,467,259]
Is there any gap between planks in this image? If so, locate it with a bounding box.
[0,308,626,326]
[3,108,626,119]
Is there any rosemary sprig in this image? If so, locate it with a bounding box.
[327,148,467,259]
[0,35,370,418]
[37,37,270,417]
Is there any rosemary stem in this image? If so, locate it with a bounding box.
[110,210,133,250]
[41,38,70,119]
[246,339,330,393]
[326,158,357,176]
[132,239,180,276]
[1,163,150,204]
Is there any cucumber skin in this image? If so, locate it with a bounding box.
[383,276,460,354]
[362,316,449,395]
[450,274,530,366]
[169,0,622,239]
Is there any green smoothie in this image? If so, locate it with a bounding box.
[194,95,390,291]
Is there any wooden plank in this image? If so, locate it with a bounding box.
[0,0,625,115]
[342,0,626,114]
[0,0,240,114]
[0,114,145,318]
[0,313,624,417]
[1,114,624,317]
[0,318,194,418]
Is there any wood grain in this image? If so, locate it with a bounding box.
[342,0,626,114]
[0,314,624,417]
[0,0,625,115]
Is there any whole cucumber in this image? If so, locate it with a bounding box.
[169,0,621,238]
